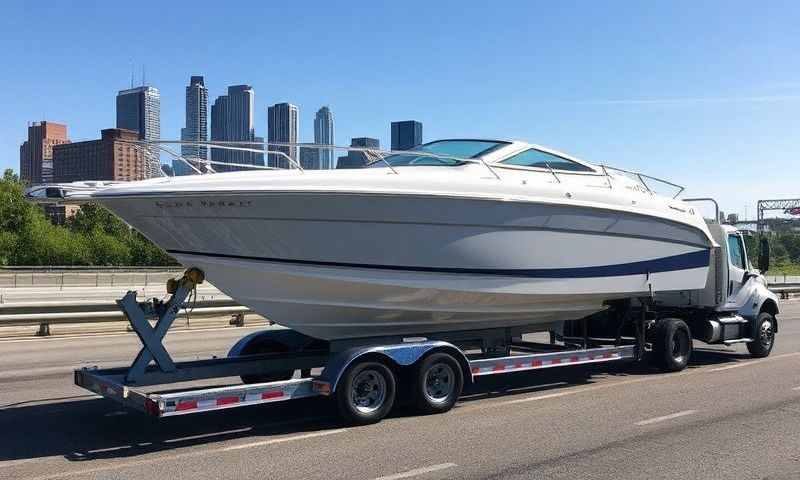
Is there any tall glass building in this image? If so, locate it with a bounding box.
[267,102,299,169]
[313,106,335,169]
[176,76,208,175]
[209,85,261,171]
[391,120,423,151]
[116,86,161,177]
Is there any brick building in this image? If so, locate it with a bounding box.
[19,121,69,184]
[53,128,145,182]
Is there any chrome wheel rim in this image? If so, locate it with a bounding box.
[424,363,455,404]
[759,320,774,348]
[351,369,387,414]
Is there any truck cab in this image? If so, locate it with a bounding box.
[652,198,779,359]
[703,222,779,318]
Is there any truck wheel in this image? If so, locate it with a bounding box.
[336,361,396,425]
[651,318,692,372]
[747,312,775,358]
[411,352,464,414]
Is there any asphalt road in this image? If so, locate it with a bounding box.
[1,303,799,480]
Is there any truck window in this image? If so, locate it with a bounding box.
[727,235,746,270]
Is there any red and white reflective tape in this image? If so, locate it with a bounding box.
[470,351,621,376]
[168,389,289,413]
[156,379,320,416]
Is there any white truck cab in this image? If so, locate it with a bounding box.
[655,199,779,358]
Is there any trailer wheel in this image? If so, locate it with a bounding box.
[237,340,295,384]
[746,312,775,358]
[651,318,692,372]
[336,360,396,425]
[411,352,463,414]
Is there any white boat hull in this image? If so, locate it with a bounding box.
[99,191,713,340]
[175,252,707,339]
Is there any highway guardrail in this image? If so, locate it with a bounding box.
[0,297,252,336]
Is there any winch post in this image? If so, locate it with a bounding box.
[121,268,205,383]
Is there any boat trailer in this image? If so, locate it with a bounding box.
[75,270,639,419]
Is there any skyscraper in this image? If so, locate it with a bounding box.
[116,86,161,177]
[267,102,299,169]
[209,85,260,171]
[314,106,335,169]
[391,120,423,151]
[19,121,69,184]
[176,75,208,175]
[336,137,380,169]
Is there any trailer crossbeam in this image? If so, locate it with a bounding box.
[119,270,203,383]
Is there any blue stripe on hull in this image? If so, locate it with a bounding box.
[167,249,710,279]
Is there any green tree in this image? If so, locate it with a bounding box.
[0,170,176,266]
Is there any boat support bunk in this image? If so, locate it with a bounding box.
[75,269,640,422]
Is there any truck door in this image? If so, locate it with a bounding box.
[726,234,748,299]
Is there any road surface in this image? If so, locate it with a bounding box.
[1,302,799,480]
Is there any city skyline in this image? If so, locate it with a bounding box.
[17,72,415,179]
[3,2,800,217]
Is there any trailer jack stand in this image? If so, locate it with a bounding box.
[119,268,205,384]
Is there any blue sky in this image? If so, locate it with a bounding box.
[1,1,798,218]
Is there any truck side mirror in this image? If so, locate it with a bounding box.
[758,237,770,273]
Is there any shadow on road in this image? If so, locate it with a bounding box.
[0,346,755,464]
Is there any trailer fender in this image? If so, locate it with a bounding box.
[317,341,471,394]
[228,329,319,357]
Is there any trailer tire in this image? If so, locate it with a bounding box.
[651,318,692,372]
[746,312,775,358]
[336,360,396,425]
[237,340,295,384]
[411,352,464,415]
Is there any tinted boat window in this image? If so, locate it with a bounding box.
[370,140,507,167]
[501,149,594,172]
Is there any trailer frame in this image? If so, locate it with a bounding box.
[69,270,648,419]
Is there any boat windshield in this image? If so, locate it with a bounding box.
[369,140,508,167]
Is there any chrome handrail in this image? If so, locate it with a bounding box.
[122,140,686,200]
[598,164,685,199]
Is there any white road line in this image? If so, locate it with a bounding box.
[708,363,751,372]
[499,388,585,405]
[374,463,457,480]
[220,429,347,451]
[163,426,252,443]
[22,429,348,480]
[792,386,800,391]
[635,409,698,426]
[707,352,800,372]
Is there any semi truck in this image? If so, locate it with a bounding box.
[76,199,780,425]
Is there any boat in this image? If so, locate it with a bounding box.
[28,139,716,341]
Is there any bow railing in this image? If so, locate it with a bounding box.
[115,140,685,199]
